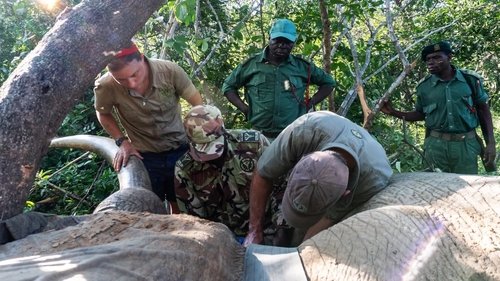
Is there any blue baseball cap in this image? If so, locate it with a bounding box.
[269,19,297,42]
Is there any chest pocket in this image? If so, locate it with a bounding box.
[157,86,178,106]
[288,76,306,102]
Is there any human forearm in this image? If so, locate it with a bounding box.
[244,171,273,246]
[476,103,496,145]
[310,85,333,108]
[96,111,125,139]
[224,90,248,115]
[388,109,425,122]
[185,91,203,106]
[248,172,272,232]
[303,217,334,241]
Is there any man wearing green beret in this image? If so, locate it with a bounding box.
[381,41,496,174]
[222,19,336,140]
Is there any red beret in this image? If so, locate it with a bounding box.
[116,43,140,58]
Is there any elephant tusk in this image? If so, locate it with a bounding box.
[49,135,166,214]
[49,135,152,191]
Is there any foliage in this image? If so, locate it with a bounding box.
[1,0,499,215]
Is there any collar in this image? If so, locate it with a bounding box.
[258,46,296,66]
[429,65,466,87]
[144,57,161,89]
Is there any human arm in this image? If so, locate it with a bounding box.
[243,171,273,246]
[303,217,334,241]
[95,111,143,171]
[476,102,497,171]
[224,90,249,116]
[309,85,334,110]
[380,100,425,121]
[185,90,203,106]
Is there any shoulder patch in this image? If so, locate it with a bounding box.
[351,129,363,139]
[236,130,260,142]
[176,153,194,169]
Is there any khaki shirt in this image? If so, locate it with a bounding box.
[257,111,393,220]
[94,58,198,152]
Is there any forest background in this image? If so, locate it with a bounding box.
[1,0,498,215]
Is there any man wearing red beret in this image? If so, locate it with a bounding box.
[94,42,202,212]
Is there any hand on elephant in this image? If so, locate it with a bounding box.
[243,229,263,247]
[303,217,335,241]
[113,141,143,172]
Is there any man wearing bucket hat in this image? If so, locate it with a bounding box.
[222,19,336,140]
[175,105,291,244]
[94,41,203,212]
[381,41,496,173]
[244,111,393,246]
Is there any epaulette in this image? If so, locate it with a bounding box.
[460,69,482,81]
[416,75,432,88]
[293,54,312,65]
[239,52,262,68]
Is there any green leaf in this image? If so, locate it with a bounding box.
[201,40,209,52]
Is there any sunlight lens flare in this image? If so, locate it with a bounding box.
[36,0,59,11]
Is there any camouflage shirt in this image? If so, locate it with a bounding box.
[175,129,270,236]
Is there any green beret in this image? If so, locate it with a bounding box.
[421,41,453,61]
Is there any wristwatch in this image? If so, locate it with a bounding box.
[115,136,128,147]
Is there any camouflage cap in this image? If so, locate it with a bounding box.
[184,105,225,162]
[282,151,349,229]
[421,41,453,61]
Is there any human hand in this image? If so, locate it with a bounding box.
[113,141,143,172]
[380,99,394,115]
[243,229,263,247]
[483,143,497,172]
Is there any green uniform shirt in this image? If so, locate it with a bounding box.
[415,67,488,133]
[257,111,393,220]
[94,58,198,152]
[221,47,336,135]
[175,129,270,235]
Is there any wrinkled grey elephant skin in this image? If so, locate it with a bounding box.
[299,172,500,281]
[0,212,244,281]
[2,134,499,280]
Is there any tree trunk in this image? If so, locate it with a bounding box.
[0,0,164,220]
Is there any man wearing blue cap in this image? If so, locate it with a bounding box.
[381,41,496,174]
[222,19,336,140]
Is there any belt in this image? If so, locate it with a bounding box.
[429,130,476,141]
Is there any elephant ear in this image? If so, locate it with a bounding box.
[1,212,87,243]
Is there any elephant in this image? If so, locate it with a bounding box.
[0,135,499,281]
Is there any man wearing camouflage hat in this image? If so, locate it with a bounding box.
[174,105,290,245]
[381,41,496,173]
[244,111,393,246]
